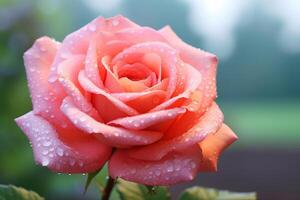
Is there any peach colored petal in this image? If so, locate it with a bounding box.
[84,37,105,88]
[113,41,179,98]
[23,36,71,129]
[127,103,223,161]
[78,70,139,116]
[104,40,131,58]
[102,56,123,92]
[61,97,163,147]
[113,27,166,45]
[15,112,111,173]
[141,53,162,81]
[118,77,149,92]
[108,107,186,130]
[145,78,169,92]
[112,90,165,102]
[57,55,94,113]
[150,90,191,112]
[198,124,238,172]
[48,15,139,83]
[109,146,202,186]
[125,90,167,113]
[160,26,218,112]
[21,36,112,171]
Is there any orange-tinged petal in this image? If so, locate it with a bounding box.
[198,124,238,172]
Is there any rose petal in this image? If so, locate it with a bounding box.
[49,15,139,82]
[125,90,167,113]
[61,97,163,147]
[108,107,186,130]
[78,70,139,117]
[84,37,105,88]
[113,27,166,45]
[102,56,123,92]
[113,41,179,98]
[150,90,191,112]
[160,26,218,112]
[15,112,111,173]
[57,55,94,113]
[23,36,73,129]
[112,90,165,102]
[127,103,223,161]
[141,53,162,81]
[198,123,238,172]
[109,146,201,186]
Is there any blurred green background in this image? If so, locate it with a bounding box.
[0,0,299,199]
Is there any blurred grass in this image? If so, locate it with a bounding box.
[221,100,300,148]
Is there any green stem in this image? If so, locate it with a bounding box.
[101,176,115,200]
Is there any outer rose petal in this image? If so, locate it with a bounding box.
[109,146,202,186]
[159,26,217,112]
[23,36,79,131]
[198,124,238,172]
[57,55,94,114]
[61,97,163,147]
[15,112,111,173]
[127,103,223,161]
[48,15,139,83]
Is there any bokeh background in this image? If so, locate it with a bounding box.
[0,0,299,199]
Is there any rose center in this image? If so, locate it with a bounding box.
[118,63,151,81]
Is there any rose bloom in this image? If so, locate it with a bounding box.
[15,15,237,186]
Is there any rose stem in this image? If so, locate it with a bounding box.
[101,176,115,200]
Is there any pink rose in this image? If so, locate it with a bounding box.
[15,15,237,186]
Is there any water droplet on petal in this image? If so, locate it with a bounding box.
[42,150,49,155]
[69,159,76,166]
[56,148,64,157]
[88,24,96,32]
[43,141,52,147]
[155,170,161,176]
[42,158,49,166]
[112,19,119,26]
[166,165,174,173]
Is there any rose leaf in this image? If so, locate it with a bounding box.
[178,186,257,200]
[0,184,44,200]
[116,179,170,200]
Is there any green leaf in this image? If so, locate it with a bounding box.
[117,179,170,200]
[84,170,101,194]
[179,186,257,200]
[0,185,44,200]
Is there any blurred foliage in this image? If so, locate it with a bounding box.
[117,179,170,200]
[0,184,44,200]
[178,186,256,200]
[0,0,299,199]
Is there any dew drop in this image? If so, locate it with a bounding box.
[112,19,119,26]
[88,24,96,32]
[43,141,52,147]
[42,150,49,155]
[155,170,161,176]
[56,148,64,157]
[166,165,174,173]
[69,159,76,166]
[42,158,49,166]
